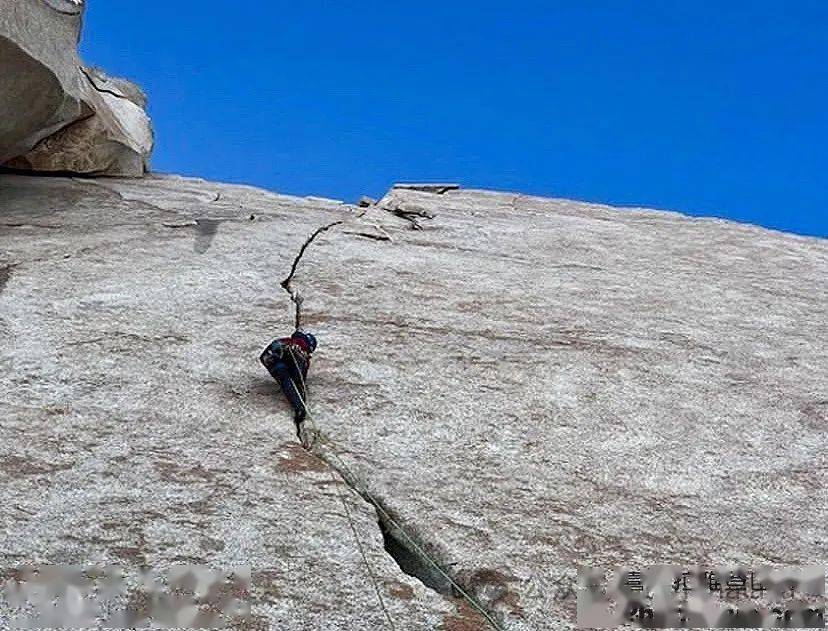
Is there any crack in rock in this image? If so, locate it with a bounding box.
[305,442,505,630]
[387,207,434,231]
[42,0,84,16]
[392,183,459,195]
[79,67,130,101]
[0,222,62,230]
[343,225,393,242]
[276,218,504,629]
[379,200,436,231]
[378,515,453,596]
[280,220,345,329]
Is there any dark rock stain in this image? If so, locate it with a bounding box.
[443,600,490,631]
[0,454,74,477]
[0,265,12,295]
[386,580,415,601]
[275,442,328,474]
[194,218,221,254]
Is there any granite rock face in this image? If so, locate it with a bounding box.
[0,0,153,176]
[0,174,825,629]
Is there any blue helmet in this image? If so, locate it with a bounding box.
[292,330,318,352]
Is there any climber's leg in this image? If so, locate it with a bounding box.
[272,361,306,418]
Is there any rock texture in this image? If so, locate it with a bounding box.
[0,0,153,176]
[0,174,825,629]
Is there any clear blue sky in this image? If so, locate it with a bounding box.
[81,2,826,237]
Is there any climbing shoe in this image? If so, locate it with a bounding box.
[296,421,313,449]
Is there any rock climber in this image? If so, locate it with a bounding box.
[260,330,318,438]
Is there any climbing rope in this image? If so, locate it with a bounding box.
[330,467,397,631]
[276,221,504,630]
[285,348,505,631]
[286,349,396,631]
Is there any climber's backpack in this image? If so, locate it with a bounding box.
[260,339,287,373]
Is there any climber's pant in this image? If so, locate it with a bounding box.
[269,360,307,418]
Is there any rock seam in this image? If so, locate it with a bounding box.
[278,218,507,630]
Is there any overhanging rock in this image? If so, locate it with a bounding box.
[0,0,153,176]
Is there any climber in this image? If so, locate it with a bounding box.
[260,330,318,437]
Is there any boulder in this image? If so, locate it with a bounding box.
[0,0,153,176]
[0,0,87,163]
[0,174,825,629]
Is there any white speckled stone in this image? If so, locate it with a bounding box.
[1,174,825,629]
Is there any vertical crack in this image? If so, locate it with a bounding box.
[378,512,453,597]
[280,220,344,329]
[275,218,505,630]
[312,446,506,630]
[378,518,452,595]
